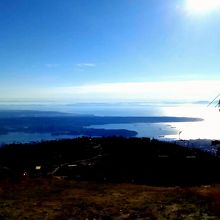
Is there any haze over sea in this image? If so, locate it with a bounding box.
[0,101,219,144]
[1,1,220,145]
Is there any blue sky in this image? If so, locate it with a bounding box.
[1,0,220,102]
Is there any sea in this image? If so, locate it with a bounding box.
[0,102,220,144]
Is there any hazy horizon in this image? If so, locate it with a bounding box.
[1,0,220,103]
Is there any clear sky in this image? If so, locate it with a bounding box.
[1,0,220,102]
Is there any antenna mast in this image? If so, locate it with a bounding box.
[208,93,220,111]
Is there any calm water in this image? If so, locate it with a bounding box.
[0,102,219,144]
[0,132,81,145]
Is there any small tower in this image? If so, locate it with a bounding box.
[208,93,220,112]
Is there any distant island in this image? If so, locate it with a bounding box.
[0,110,203,141]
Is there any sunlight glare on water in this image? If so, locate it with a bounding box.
[162,105,220,140]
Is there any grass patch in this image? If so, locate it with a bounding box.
[0,178,219,219]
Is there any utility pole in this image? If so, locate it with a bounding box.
[178,131,182,140]
[208,93,220,111]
